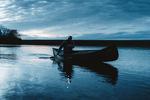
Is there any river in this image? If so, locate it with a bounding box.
[0,45,150,100]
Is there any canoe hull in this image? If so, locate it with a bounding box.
[52,46,118,62]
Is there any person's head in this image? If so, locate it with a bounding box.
[68,36,72,41]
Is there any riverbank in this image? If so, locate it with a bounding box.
[0,40,150,47]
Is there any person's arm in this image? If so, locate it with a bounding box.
[57,41,66,55]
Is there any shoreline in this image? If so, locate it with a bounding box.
[0,40,150,47]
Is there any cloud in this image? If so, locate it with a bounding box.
[75,31,150,40]
[0,0,150,39]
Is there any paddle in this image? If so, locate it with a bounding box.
[50,56,54,60]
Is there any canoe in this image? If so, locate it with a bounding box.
[52,46,119,62]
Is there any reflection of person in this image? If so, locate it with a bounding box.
[57,36,74,56]
[57,61,73,86]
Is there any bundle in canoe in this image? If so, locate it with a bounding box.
[52,46,119,62]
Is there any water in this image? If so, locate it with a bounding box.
[0,45,150,100]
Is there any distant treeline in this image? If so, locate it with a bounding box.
[0,40,150,47]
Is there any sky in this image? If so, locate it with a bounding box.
[0,0,150,39]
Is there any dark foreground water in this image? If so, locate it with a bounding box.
[0,45,150,100]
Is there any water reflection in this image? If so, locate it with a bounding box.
[0,45,20,60]
[55,60,118,85]
[58,62,73,79]
[0,44,21,47]
[0,54,17,60]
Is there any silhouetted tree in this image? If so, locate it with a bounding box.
[0,26,21,41]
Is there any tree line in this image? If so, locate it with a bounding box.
[0,26,21,41]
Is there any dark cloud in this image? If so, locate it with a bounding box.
[0,0,150,39]
[75,31,150,40]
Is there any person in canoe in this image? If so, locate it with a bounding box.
[57,36,75,56]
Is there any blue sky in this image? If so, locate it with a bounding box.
[0,0,150,39]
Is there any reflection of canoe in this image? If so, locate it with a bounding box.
[56,60,118,85]
[73,61,118,85]
[52,46,118,62]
